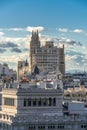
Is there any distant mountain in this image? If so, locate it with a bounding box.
[66,69,86,74]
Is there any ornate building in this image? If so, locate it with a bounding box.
[17,60,29,81]
[29,31,65,75]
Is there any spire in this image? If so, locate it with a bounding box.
[33,65,39,75]
[25,59,29,67]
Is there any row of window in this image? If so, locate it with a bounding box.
[3,98,58,108]
[4,98,15,106]
[65,94,87,97]
[47,50,57,53]
[3,97,56,107]
[81,124,87,128]
[29,124,64,129]
[36,50,57,53]
[24,98,56,107]
[36,55,58,57]
[37,62,58,64]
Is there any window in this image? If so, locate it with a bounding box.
[48,98,52,106]
[33,99,36,106]
[44,50,47,53]
[53,98,56,106]
[38,99,41,106]
[4,98,15,106]
[81,124,87,128]
[38,125,45,129]
[24,99,31,107]
[58,124,64,129]
[66,94,70,97]
[29,125,35,129]
[24,99,27,106]
[43,98,47,106]
[28,100,31,106]
[48,124,55,129]
[24,98,56,107]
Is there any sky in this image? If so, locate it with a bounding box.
[0,0,87,72]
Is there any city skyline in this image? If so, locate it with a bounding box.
[0,0,87,72]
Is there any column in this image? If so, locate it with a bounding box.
[31,98,33,107]
[36,99,38,107]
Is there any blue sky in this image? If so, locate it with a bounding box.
[0,0,87,72]
[0,0,87,28]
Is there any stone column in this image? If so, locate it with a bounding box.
[45,124,48,130]
[35,124,38,130]
[36,99,38,106]
[51,98,53,106]
[31,99,33,106]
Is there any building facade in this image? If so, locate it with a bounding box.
[63,83,87,105]
[17,60,29,81]
[0,80,63,130]
[29,31,65,75]
[0,63,17,80]
[0,79,87,130]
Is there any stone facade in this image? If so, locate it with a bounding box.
[0,83,63,130]
[29,31,65,75]
[0,83,87,130]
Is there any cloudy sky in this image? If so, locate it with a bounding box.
[0,0,87,72]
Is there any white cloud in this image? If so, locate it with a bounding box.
[66,55,77,61]
[9,28,24,31]
[0,36,28,46]
[26,26,44,32]
[0,32,4,36]
[0,26,45,32]
[0,53,29,64]
[73,29,84,33]
[39,34,55,46]
[58,27,86,35]
[58,28,68,32]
